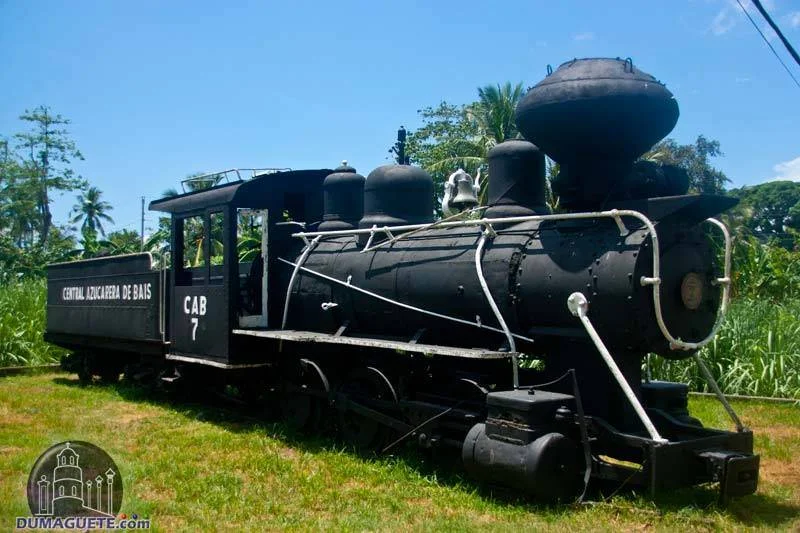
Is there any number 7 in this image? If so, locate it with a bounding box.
[191,317,199,341]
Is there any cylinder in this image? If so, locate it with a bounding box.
[358,165,434,229]
[484,140,549,219]
[462,424,581,502]
[319,161,365,231]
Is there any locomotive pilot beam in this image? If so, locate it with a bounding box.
[46,57,759,502]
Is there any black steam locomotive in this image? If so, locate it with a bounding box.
[45,58,759,502]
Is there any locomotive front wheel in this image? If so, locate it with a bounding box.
[282,359,330,433]
[76,353,92,384]
[99,360,123,384]
[337,367,398,451]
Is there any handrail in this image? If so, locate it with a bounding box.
[475,229,519,388]
[291,209,734,354]
[692,353,745,432]
[568,292,668,443]
[180,168,291,192]
[276,257,535,345]
[360,206,487,253]
[281,236,321,330]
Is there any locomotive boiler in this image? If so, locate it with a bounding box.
[46,57,759,502]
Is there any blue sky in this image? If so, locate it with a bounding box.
[2,0,799,236]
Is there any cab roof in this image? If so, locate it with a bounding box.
[148,168,331,214]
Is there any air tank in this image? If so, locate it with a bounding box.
[319,161,365,231]
[515,57,679,209]
[484,140,550,219]
[358,164,434,228]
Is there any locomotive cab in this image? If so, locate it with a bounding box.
[149,168,330,366]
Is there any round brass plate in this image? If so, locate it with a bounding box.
[680,272,704,310]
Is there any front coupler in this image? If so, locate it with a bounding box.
[590,407,759,501]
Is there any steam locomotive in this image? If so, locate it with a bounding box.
[45,57,759,502]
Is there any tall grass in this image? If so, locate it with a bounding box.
[730,235,800,300]
[0,279,66,367]
[650,297,800,399]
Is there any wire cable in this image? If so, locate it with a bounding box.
[749,0,800,69]
[734,0,800,89]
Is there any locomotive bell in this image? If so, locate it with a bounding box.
[451,172,479,208]
[442,169,480,216]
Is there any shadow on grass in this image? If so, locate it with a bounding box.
[51,375,800,527]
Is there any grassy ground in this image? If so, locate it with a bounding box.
[0,279,65,367]
[0,372,798,531]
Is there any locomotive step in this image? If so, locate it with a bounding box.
[233,329,514,360]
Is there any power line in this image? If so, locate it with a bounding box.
[734,0,800,89]
[749,0,800,69]
[140,196,145,251]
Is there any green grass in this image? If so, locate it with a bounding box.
[651,297,800,399]
[1,372,798,531]
[0,279,66,367]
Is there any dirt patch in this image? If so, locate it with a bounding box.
[135,481,177,504]
[0,445,22,455]
[148,515,186,530]
[278,446,299,461]
[750,425,800,440]
[114,411,152,425]
[0,407,33,426]
[341,478,371,492]
[761,458,800,499]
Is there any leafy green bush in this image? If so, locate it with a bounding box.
[0,279,66,367]
[731,236,800,300]
[650,298,800,399]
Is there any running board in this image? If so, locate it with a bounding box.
[232,329,513,359]
[165,353,271,369]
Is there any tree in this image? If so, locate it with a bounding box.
[14,106,86,246]
[182,171,223,192]
[726,181,800,249]
[70,186,114,238]
[471,82,523,145]
[0,157,40,247]
[0,228,77,282]
[403,82,525,212]
[144,216,172,267]
[404,102,483,210]
[643,135,729,194]
[152,172,219,267]
[99,229,142,255]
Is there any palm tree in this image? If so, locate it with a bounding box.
[70,186,114,237]
[182,171,223,193]
[160,171,222,200]
[426,82,526,205]
[470,82,524,146]
[98,229,141,255]
[155,173,220,267]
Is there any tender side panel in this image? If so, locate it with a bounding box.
[46,254,163,346]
